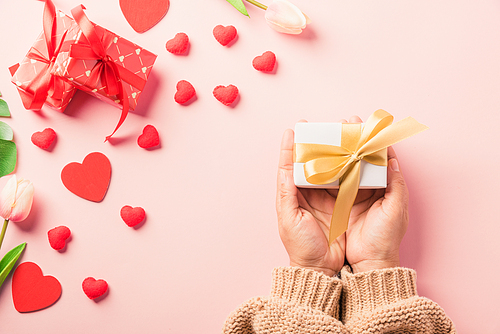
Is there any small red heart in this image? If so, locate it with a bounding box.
[82,277,108,300]
[12,262,62,313]
[252,51,276,72]
[48,226,71,250]
[61,152,111,203]
[213,25,237,46]
[120,205,146,227]
[31,128,56,150]
[174,80,196,104]
[120,0,170,33]
[213,85,239,106]
[166,32,189,54]
[137,125,160,148]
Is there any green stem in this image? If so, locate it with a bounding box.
[0,219,8,250]
[245,0,268,10]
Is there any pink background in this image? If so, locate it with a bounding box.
[0,0,499,333]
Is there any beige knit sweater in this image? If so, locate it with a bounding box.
[223,266,456,333]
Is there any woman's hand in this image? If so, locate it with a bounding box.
[276,128,345,276]
[342,116,409,273]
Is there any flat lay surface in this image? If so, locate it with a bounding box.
[0,0,499,333]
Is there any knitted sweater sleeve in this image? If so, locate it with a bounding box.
[340,266,456,333]
[222,267,348,334]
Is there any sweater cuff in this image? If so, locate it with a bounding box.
[271,267,342,318]
[341,266,418,322]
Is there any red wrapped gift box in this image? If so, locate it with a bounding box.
[52,6,157,113]
[10,2,77,112]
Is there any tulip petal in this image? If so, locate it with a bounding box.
[266,20,303,34]
[303,12,312,24]
[14,179,30,198]
[0,175,17,220]
[265,0,307,34]
[8,182,34,222]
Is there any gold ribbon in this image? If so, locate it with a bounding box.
[293,109,428,244]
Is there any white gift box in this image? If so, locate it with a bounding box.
[293,123,387,189]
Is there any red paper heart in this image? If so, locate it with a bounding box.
[82,277,108,300]
[31,128,56,150]
[120,205,146,227]
[12,262,62,313]
[119,0,170,33]
[61,152,111,202]
[252,51,276,72]
[174,80,196,104]
[213,85,239,106]
[166,32,189,55]
[48,226,71,250]
[137,125,160,148]
[213,25,237,46]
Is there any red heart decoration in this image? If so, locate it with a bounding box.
[61,152,111,203]
[166,32,189,55]
[120,205,146,227]
[31,128,56,150]
[253,51,276,72]
[213,85,239,106]
[174,80,196,104]
[213,25,237,46]
[119,0,170,33]
[82,277,108,300]
[12,262,62,313]
[138,125,160,148]
[48,226,71,250]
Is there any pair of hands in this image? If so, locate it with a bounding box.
[276,116,409,276]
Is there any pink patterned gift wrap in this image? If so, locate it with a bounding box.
[52,7,157,113]
[10,3,77,112]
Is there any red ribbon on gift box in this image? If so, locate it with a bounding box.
[70,5,147,141]
[9,0,68,110]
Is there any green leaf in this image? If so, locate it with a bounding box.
[0,242,26,288]
[0,122,13,141]
[0,140,16,178]
[0,99,10,117]
[226,0,249,16]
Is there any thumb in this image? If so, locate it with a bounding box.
[278,169,299,221]
[383,148,410,239]
[385,148,409,205]
[276,129,300,221]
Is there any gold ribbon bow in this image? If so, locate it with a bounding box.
[293,109,428,244]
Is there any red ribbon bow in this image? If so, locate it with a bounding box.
[70,5,147,141]
[10,0,68,110]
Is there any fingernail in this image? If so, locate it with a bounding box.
[389,159,399,172]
